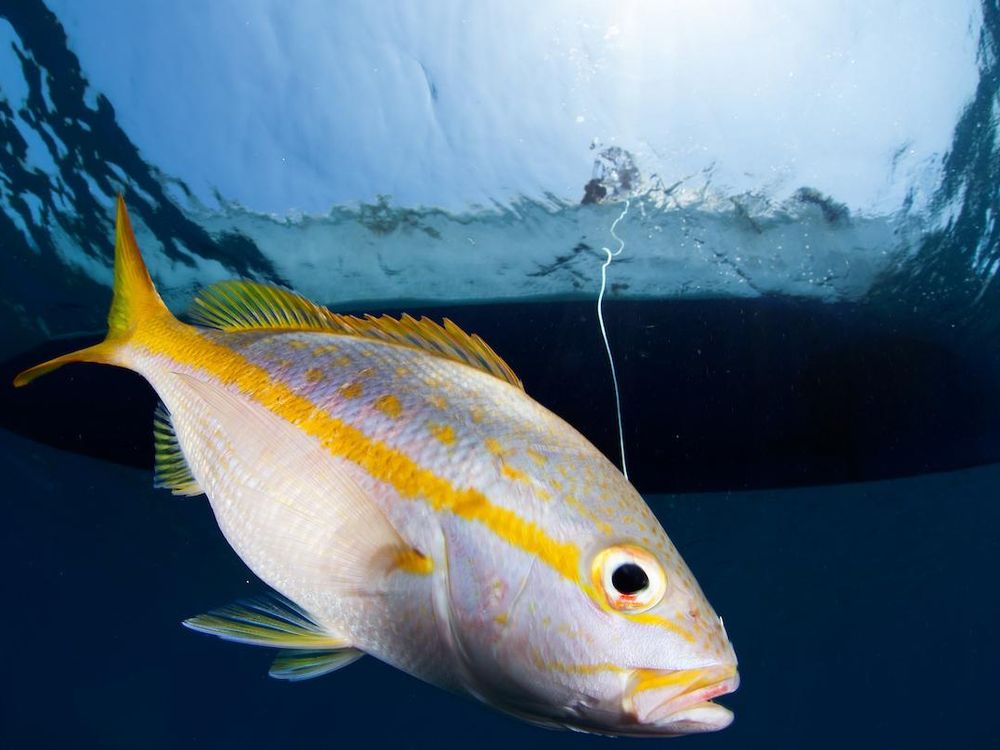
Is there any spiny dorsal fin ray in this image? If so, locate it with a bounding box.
[188,279,523,390]
[269,648,364,681]
[182,594,351,650]
[153,403,202,496]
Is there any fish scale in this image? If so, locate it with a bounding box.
[226,327,622,542]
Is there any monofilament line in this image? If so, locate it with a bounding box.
[598,198,630,480]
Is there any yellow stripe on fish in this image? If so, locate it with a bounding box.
[125,315,588,588]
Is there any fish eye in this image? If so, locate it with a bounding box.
[612,562,649,594]
[591,544,666,613]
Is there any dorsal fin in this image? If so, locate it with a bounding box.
[188,279,523,390]
[153,403,202,496]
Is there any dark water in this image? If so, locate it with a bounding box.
[2,1,1000,748]
[4,296,1000,493]
[3,426,998,749]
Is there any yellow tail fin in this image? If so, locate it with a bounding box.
[14,195,172,387]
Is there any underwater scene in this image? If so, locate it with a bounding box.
[2,1,999,747]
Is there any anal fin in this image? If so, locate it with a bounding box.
[153,403,202,496]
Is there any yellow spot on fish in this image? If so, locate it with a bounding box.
[429,422,456,445]
[500,464,527,482]
[358,367,375,378]
[335,354,352,367]
[526,448,547,465]
[339,382,363,399]
[374,394,402,419]
[494,613,509,625]
[394,366,410,378]
[311,344,339,355]
[305,367,325,383]
[288,340,307,349]
[565,493,615,536]
[469,406,485,424]
[484,437,509,457]
[427,393,448,409]
[276,358,292,368]
[537,488,552,501]
[390,548,434,576]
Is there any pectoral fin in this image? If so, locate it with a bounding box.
[153,403,202,496]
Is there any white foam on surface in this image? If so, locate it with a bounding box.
[138,194,908,308]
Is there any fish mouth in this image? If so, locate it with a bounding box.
[623,663,740,735]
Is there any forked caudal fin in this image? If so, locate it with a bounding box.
[13,195,173,387]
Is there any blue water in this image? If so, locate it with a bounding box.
[2,1,1000,748]
[4,424,997,748]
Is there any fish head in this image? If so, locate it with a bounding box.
[445,490,738,736]
[571,538,740,736]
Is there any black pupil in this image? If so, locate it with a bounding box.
[611,563,649,595]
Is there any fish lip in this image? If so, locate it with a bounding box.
[624,664,740,732]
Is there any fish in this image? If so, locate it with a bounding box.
[15,196,738,736]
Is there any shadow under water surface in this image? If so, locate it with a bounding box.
[3,297,999,494]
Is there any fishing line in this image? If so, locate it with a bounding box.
[597,198,630,480]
